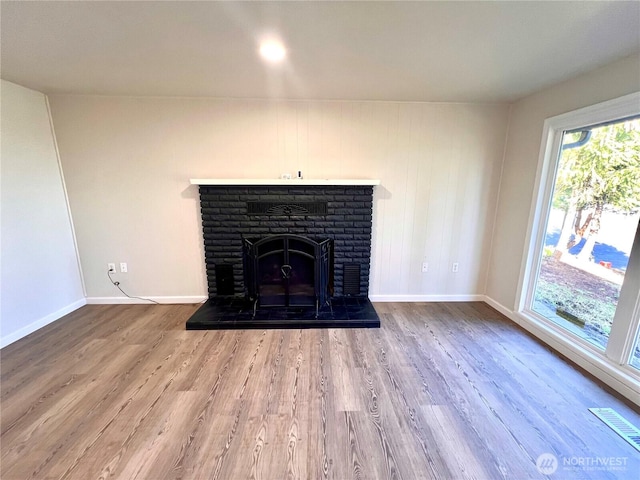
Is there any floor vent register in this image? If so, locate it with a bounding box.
[589,407,640,453]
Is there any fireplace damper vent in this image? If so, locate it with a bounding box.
[247,201,327,216]
[214,264,235,296]
[343,264,361,296]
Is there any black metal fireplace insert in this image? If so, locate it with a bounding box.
[242,234,332,317]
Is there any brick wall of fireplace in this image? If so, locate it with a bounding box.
[198,185,374,298]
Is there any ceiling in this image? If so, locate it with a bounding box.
[1,1,639,103]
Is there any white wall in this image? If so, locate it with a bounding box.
[486,54,640,310]
[1,80,85,347]
[47,97,510,302]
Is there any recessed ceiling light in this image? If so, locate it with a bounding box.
[259,41,286,63]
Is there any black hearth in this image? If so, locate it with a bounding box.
[186,296,379,330]
[185,182,380,329]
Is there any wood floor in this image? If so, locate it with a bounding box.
[1,302,638,480]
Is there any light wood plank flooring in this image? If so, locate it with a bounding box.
[1,302,638,479]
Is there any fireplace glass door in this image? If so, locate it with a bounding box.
[257,241,288,306]
[257,237,315,307]
[243,235,331,309]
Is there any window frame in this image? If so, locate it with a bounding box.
[516,92,640,386]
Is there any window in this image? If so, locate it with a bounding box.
[531,117,640,352]
[519,92,640,384]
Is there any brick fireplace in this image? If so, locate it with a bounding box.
[186,179,380,329]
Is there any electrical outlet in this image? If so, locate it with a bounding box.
[120,262,128,273]
[421,262,429,273]
[108,263,116,273]
[452,262,459,273]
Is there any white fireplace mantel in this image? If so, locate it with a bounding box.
[190,178,380,186]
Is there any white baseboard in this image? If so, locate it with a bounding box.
[86,296,207,305]
[483,295,514,318]
[369,294,485,303]
[0,298,87,349]
[484,296,640,407]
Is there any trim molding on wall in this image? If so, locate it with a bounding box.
[190,178,381,186]
[370,294,485,302]
[0,298,87,349]
[484,295,640,407]
[86,296,208,305]
[89,294,483,304]
[46,96,87,297]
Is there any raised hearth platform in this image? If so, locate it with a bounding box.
[186,296,380,330]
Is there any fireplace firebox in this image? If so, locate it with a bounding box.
[243,234,332,317]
